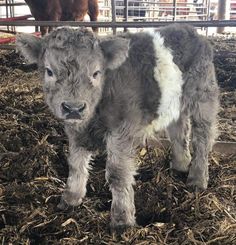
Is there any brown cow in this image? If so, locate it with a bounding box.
[25,0,99,35]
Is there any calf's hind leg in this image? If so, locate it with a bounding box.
[167,111,191,173]
[187,91,218,190]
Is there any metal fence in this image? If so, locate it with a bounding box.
[0,0,236,49]
[114,0,210,21]
[1,1,236,30]
[0,0,214,31]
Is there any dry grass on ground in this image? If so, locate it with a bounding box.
[0,37,235,244]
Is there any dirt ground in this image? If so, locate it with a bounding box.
[0,36,235,244]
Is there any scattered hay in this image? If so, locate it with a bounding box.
[0,38,235,244]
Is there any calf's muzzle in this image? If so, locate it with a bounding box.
[61,102,86,120]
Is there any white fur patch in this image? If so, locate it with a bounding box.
[144,30,183,137]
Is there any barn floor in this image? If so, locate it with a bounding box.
[0,37,235,244]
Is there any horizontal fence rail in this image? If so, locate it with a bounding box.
[1,20,236,49]
[1,20,236,28]
[0,3,26,7]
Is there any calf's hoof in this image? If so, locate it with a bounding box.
[171,160,189,173]
[59,190,83,208]
[186,176,208,191]
[57,198,70,210]
[187,163,209,190]
[110,220,136,234]
[171,151,191,173]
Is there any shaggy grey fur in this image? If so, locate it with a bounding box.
[16,24,219,230]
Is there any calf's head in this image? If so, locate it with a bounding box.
[16,27,130,125]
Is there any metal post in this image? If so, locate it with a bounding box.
[111,0,116,34]
[10,0,15,32]
[207,0,211,20]
[217,0,230,33]
[205,0,211,36]
[9,0,12,32]
[124,0,128,32]
[5,0,9,32]
[173,0,177,21]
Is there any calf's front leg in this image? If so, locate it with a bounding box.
[106,129,137,230]
[58,145,92,208]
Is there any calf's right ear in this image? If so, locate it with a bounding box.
[16,34,42,64]
[99,37,130,70]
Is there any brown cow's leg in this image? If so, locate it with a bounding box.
[72,0,88,21]
[40,26,48,36]
[74,12,87,22]
[32,15,46,36]
[48,12,61,33]
[88,0,99,32]
[48,0,62,33]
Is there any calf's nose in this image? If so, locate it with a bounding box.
[61,102,86,119]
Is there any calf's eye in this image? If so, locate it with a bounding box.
[46,68,53,77]
[93,70,101,79]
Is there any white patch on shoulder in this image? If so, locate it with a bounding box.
[144,29,183,137]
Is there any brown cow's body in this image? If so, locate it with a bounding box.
[25,0,99,35]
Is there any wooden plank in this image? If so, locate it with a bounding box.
[146,139,236,155]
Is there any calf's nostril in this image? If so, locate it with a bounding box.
[61,102,73,114]
[77,103,86,113]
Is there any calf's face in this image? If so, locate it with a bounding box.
[16,27,130,125]
[41,42,104,123]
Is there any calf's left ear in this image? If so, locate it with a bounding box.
[100,37,130,70]
[16,34,42,64]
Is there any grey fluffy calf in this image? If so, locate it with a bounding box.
[16,24,219,230]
